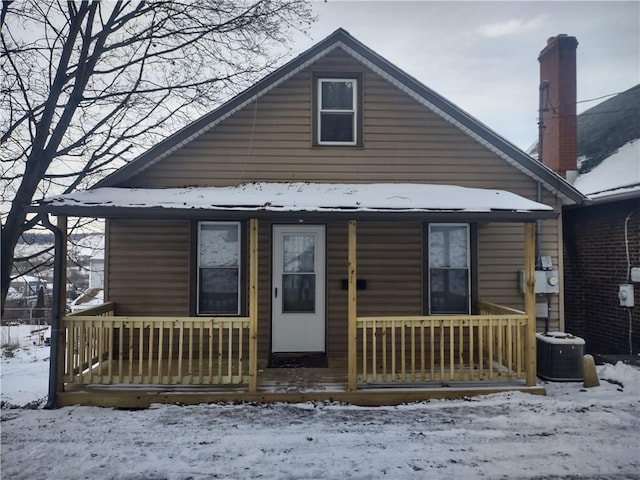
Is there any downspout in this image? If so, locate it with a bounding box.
[40,214,63,409]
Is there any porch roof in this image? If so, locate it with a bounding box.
[33,182,556,222]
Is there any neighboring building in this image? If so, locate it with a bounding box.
[68,288,104,313]
[564,86,640,356]
[32,29,585,408]
[88,236,105,289]
[7,275,48,308]
[535,35,639,356]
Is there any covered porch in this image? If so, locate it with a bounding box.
[52,220,542,407]
[37,183,550,407]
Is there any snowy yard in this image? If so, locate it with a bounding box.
[1,325,639,480]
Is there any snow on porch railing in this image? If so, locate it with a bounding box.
[62,309,250,386]
[356,302,528,384]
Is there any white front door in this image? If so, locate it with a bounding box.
[272,225,326,353]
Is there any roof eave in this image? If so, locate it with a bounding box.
[29,204,557,223]
[565,188,640,208]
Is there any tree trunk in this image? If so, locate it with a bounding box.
[1,217,25,316]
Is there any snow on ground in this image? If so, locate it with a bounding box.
[1,328,639,480]
[1,324,51,406]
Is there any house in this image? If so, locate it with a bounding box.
[31,29,585,408]
[564,86,640,356]
[88,236,105,290]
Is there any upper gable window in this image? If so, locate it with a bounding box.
[316,77,360,145]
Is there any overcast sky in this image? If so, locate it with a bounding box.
[291,1,640,150]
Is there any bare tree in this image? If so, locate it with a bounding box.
[1,0,314,311]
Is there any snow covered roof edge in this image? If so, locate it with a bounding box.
[38,182,554,215]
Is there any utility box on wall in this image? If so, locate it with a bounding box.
[518,270,560,294]
[536,332,585,381]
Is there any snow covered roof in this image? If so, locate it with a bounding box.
[91,29,584,206]
[577,84,639,175]
[35,182,555,222]
[573,139,640,202]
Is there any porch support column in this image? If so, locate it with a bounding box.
[347,220,357,391]
[57,216,68,395]
[524,222,537,386]
[248,218,259,393]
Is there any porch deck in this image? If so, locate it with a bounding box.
[59,361,544,408]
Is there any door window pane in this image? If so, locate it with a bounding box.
[282,274,316,313]
[283,234,315,273]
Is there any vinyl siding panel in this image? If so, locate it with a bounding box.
[106,215,562,361]
[106,48,565,353]
[107,219,190,316]
[126,49,535,197]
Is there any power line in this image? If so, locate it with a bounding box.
[576,91,631,105]
[575,107,640,116]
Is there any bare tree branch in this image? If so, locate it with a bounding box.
[1,0,314,311]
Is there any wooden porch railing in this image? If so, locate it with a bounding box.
[356,301,528,384]
[64,305,250,386]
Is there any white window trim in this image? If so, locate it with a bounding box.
[197,221,241,316]
[428,223,471,315]
[317,78,358,146]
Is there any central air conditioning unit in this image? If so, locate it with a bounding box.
[536,332,585,381]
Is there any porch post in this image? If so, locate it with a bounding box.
[57,216,68,394]
[524,222,537,386]
[248,218,259,393]
[347,220,357,391]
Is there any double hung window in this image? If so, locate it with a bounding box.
[316,77,359,145]
[427,224,471,314]
[197,222,241,315]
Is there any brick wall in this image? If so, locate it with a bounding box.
[563,198,640,354]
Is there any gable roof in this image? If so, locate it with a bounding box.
[94,28,584,205]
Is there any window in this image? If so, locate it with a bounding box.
[197,222,241,315]
[315,76,361,145]
[282,233,316,313]
[427,224,471,314]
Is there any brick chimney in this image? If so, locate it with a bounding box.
[538,34,579,179]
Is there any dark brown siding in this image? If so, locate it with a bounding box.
[126,49,537,199]
[105,47,566,358]
[107,219,190,316]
